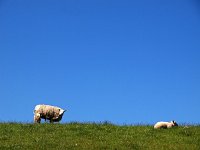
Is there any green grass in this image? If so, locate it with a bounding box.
[0,122,199,150]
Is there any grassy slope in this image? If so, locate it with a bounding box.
[0,123,199,150]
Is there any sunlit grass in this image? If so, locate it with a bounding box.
[0,122,199,149]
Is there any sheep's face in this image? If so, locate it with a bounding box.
[34,113,41,123]
[59,109,66,115]
[50,109,66,122]
[172,120,178,127]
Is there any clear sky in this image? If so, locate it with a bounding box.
[0,0,200,124]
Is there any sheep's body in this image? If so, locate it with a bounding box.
[34,104,66,123]
[154,121,178,129]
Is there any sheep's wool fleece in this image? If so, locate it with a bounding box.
[154,122,173,129]
[35,105,61,119]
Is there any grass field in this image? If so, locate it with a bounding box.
[0,122,199,150]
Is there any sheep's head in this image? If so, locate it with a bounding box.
[50,108,66,122]
[172,120,178,127]
[59,109,66,116]
[34,113,41,123]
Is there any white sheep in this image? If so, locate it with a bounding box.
[154,120,178,129]
[33,104,66,123]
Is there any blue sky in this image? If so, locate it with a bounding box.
[0,0,200,124]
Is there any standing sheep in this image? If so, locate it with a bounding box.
[34,104,66,123]
[154,120,178,129]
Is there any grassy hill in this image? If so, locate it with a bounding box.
[0,122,199,150]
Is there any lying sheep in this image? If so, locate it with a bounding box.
[34,104,66,123]
[154,120,178,129]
